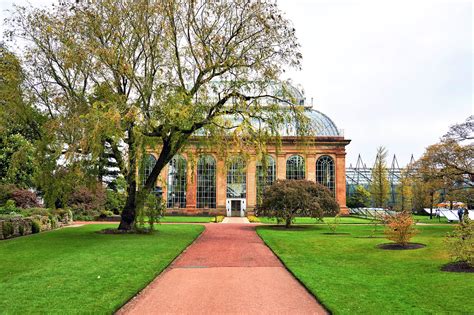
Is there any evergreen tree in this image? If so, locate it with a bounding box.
[347,185,371,208]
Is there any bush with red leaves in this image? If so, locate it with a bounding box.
[10,189,40,208]
[67,185,106,220]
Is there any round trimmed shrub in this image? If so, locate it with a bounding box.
[258,179,340,228]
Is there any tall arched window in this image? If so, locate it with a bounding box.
[227,157,246,198]
[197,155,216,208]
[286,155,305,180]
[142,154,157,186]
[316,155,335,194]
[256,155,276,203]
[167,155,187,208]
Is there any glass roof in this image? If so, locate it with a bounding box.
[193,82,342,137]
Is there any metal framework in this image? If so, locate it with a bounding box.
[316,155,335,195]
[141,154,157,187]
[227,157,247,198]
[346,154,415,206]
[197,155,217,208]
[256,155,276,202]
[167,155,187,208]
[286,155,306,180]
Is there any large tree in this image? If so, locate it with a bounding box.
[0,45,44,188]
[8,0,304,230]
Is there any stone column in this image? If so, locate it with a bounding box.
[216,158,226,214]
[306,155,316,182]
[247,156,257,214]
[336,153,348,215]
[186,165,197,214]
[276,154,286,180]
[160,166,168,200]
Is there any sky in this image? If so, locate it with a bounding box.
[0,0,472,167]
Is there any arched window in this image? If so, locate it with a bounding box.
[316,155,335,194]
[227,157,246,198]
[286,155,305,180]
[142,154,157,186]
[256,155,276,203]
[167,155,187,208]
[197,155,216,208]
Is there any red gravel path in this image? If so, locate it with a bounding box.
[117,224,326,315]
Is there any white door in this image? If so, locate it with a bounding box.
[240,199,246,217]
[226,199,231,217]
[226,199,246,217]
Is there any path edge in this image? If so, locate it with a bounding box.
[115,224,208,314]
[255,225,332,315]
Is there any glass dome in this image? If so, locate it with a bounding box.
[193,82,342,137]
[305,109,341,137]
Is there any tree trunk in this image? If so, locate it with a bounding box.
[119,126,139,230]
[429,192,434,219]
[118,181,137,230]
[118,135,177,231]
[285,217,292,228]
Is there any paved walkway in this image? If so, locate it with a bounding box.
[221,217,250,224]
[118,224,326,315]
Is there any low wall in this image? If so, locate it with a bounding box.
[0,212,73,240]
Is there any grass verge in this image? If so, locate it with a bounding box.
[257,224,473,314]
[258,216,376,225]
[0,224,204,314]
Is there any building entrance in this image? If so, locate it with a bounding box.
[226,198,246,217]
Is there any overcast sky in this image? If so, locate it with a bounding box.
[1,0,472,166]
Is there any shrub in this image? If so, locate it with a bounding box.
[10,189,40,208]
[105,190,126,214]
[384,211,418,246]
[2,221,14,238]
[326,214,341,234]
[247,215,260,223]
[0,184,17,206]
[68,185,106,210]
[68,185,106,219]
[99,210,114,218]
[258,180,339,228]
[0,199,18,214]
[212,215,225,223]
[49,216,58,229]
[143,194,165,230]
[31,220,41,233]
[446,216,473,267]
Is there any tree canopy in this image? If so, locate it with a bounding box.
[258,179,339,228]
[7,0,306,229]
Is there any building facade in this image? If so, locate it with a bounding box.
[142,108,351,217]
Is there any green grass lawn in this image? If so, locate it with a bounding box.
[161,215,212,223]
[0,224,204,314]
[258,216,376,224]
[413,214,450,224]
[257,224,473,314]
